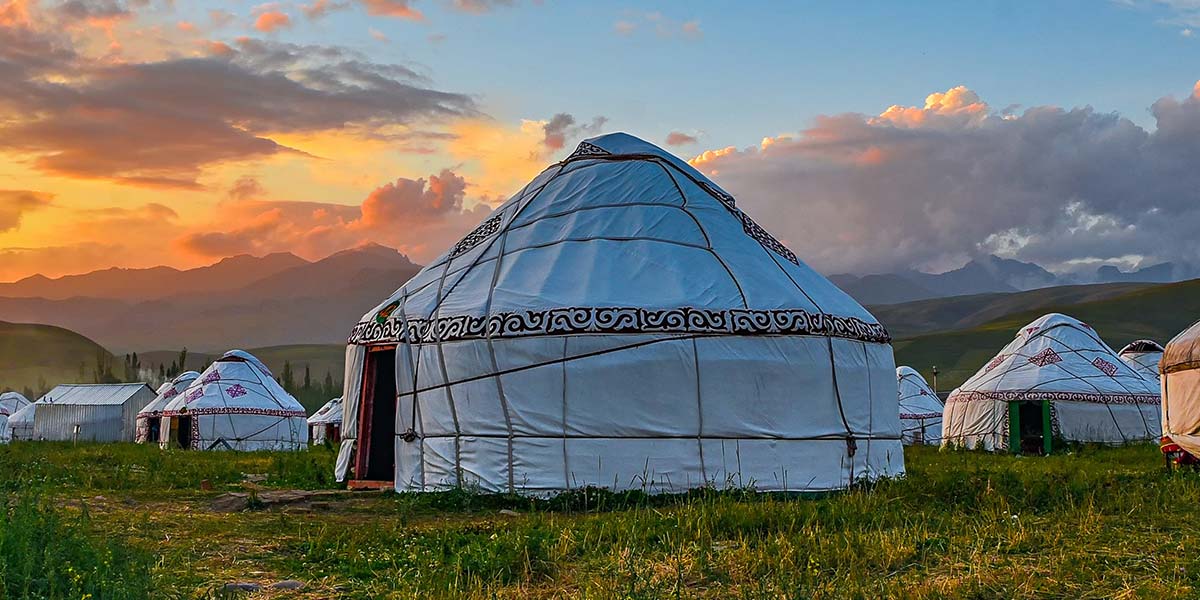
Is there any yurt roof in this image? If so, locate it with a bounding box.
[1163,320,1200,375]
[37,383,153,406]
[138,371,200,417]
[349,132,888,348]
[949,313,1158,403]
[307,397,342,425]
[896,366,943,419]
[0,392,30,417]
[163,351,303,416]
[1119,339,1164,354]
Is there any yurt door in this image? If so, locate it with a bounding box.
[356,346,397,482]
[1009,400,1052,455]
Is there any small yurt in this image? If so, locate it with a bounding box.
[307,397,343,445]
[942,313,1160,453]
[895,367,943,445]
[7,402,37,441]
[0,392,31,444]
[31,383,156,442]
[1118,340,1164,382]
[335,133,902,494]
[1160,321,1200,460]
[160,350,307,451]
[134,371,199,443]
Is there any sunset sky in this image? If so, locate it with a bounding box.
[3,0,1200,282]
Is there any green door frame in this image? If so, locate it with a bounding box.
[1008,400,1053,455]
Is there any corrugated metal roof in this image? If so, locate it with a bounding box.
[37,383,153,406]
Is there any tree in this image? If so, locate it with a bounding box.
[281,361,295,393]
[303,364,312,390]
[36,375,46,398]
[177,347,188,375]
[322,371,335,398]
[22,386,34,400]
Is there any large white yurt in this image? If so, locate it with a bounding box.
[134,371,200,443]
[895,367,943,445]
[1118,340,1164,382]
[7,402,37,441]
[0,392,31,444]
[1160,321,1200,459]
[160,350,307,451]
[335,133,902,494]
[942,313,1161,453]
[308,397,343,444]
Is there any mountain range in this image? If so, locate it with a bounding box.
[831,255,1196,305]
[0,244,420,352]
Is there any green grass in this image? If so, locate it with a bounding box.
[3,443,1200,598]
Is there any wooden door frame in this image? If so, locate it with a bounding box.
[354,345,397,481]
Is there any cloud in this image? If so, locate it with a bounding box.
[301,0,349,20]
[359,0,422,20]
[615,11,702,40]
[665,131,698,146]
[541,113,608,150]
[0,189,53,232]
[0,243,125,281]
[686,83,1200,276]
[208,9,235,28]
[254,10,292,32]
[228,176,266,200]
[175,169,489,262]
[0,20,477,189]
[452,0,515,13]
[369,27,388,41]
[613,20,636,35]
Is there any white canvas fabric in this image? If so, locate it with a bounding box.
[308,397,342,444]
[0,392,31,444]
[1118,340,1163,382]
[896,367,943,445]
[7,402,36,441]
[942,313,1161,451]
[1162,321,1200,457]
[161,350,307,451]
[339,132,903,493]
[335,345,366,481]
[135,371,199,443]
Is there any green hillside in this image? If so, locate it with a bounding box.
[0,321,114,397]
[894,278,1200,391]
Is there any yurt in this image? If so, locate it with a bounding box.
[895,367,943,445]
[160,350,307,451]
[7,402,37,441]
[1118,340,1164,382]
[308,397,343,445]
[31,384,155,442]
[942,313,1160,453]
[335,133,902,494]
[0,392,31,444]
[134,371,199,443]
[1160,321,1200,461]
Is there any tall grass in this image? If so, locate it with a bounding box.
[0,493,155,599]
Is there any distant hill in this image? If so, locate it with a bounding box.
[0,321,113,395]
[893,278,1200,392]
[0,245,421,352]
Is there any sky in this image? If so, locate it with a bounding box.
[3,0,1200,282]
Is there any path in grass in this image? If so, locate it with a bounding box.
[4,443,1200,598]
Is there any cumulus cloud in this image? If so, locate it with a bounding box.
[665,131,698,146]
[0,16,477,189]
[254,10,292,32]
[687,83,1200,276]
[541,113,608,150]
[175,169,489,262]
[0,189,53,232]
[359,0,422,19]
[228,176,266,201]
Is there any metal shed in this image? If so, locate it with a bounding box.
[33,383,156,442]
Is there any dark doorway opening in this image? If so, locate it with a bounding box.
[175,416,193,450]
[356,347,397,482]
[147,419,161,444]
[1010,400,1050,455]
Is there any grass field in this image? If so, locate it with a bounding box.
[2,442,1199,598]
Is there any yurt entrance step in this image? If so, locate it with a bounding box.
[1008,400,1052,455]
[355,346,397,483]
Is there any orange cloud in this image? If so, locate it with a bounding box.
[254,11,291,32]
[872,85,989,128]
[359,0,423,20]
[665,131,698,146]
[0,189,52,232]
